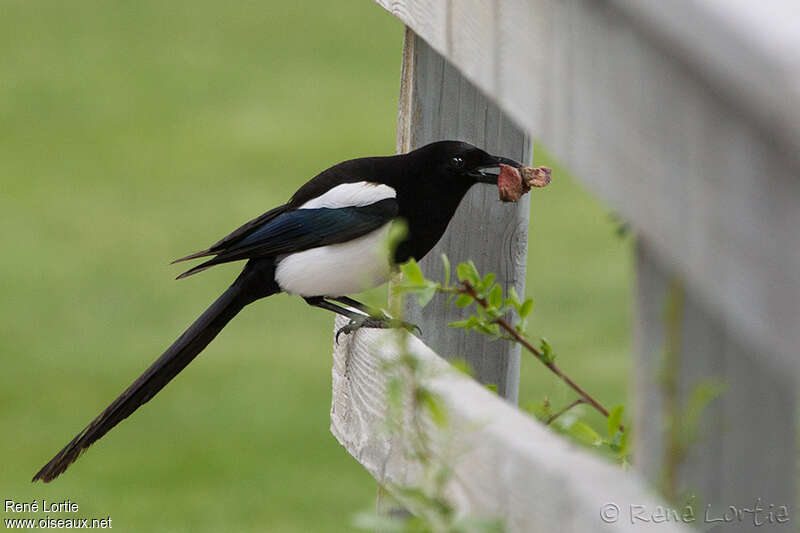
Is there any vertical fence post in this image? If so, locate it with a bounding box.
[397,28,531,403]
[633,240,796,531]
[374,26,531,525]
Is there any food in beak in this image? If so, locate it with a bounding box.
[497,164,551,202]
[521,166,551,188]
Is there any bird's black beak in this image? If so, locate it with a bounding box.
[469,155,521,184]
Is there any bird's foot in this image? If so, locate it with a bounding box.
[336,316,421,343]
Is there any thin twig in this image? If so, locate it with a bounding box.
[457,281,624,432]
[545,398,585,426]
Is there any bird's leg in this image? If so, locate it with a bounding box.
[328,296,421,337]
[303,296,368,320]
[329,296,386,318]
[303,297,388,342]
[303,297,419,342]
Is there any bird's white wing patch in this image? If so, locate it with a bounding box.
[275,224,392,297]
[299,182,396,209]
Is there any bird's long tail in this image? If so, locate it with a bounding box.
[32,259,279,483]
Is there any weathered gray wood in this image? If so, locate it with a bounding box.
[331,316,692,533]
[374,0,800,378]
[633,241,795,531]
[397,29,530,402]
[367,2,800,529]
[376,0,800,160]
[606,0,800,158]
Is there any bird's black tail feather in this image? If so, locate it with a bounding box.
[32,260,279,483]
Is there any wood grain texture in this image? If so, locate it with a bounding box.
[397,30,531,402]
[375,0,800,158]
[607,0,800,159]
[331,315,691,533]
[373,0,800,377]
[633,242,795,531]
[369,2,800,527]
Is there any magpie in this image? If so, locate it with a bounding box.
[33,140,521,482]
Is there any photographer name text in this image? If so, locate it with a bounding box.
[6,500,79,514]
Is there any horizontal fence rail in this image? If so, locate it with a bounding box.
[331,316,691,533]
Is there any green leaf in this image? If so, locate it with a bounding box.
[416,285,437,307]
[448,319,471,329]
[384,219,409,259]
[485,383,498,394]
[519,298,534,318]
[441,253,451,287]
[618,423,631,457]
[463,315,482,331]
[386,376,403,414]
[400,353,420,373]
[399,258,425,285]
[607,405,624,437]
[680,380,726,445]
[417,388,448,428]
[608,430,623,451]
[481,273,496,291]
[449,358,474,376]
[488,284,503,308]
[551,408,582,432]
[508,287,521,306]
[476,322,499,336]
[526,399,552,422]
[569,421,604,447]
[391,486,435,511]
[445,292,456,308]
[539,338,555,363]
[456,260,480,286]
[455,293,474,307]
[485,307,503,321]
[390,285,406,297]
[390,281,419,295]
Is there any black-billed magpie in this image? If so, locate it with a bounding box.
[33,140,521,482]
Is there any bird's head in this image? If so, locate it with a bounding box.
[413,140,521,186]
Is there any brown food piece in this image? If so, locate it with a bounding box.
[521,166,551,189]
[497,164,552,202]
[498,164,524,202]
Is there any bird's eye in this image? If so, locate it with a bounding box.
[450,157,464,169]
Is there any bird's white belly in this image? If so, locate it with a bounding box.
[274,224,392,297]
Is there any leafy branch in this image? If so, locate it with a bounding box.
[544,398,584,425]
[394,255,625,436]
[354,324,506,532]
[355,252,633,530]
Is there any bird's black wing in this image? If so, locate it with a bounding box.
[176,198,399,278]
[172,203,291,263]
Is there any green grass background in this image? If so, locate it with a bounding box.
[0,1,631,531]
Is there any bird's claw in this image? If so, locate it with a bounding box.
[335,317,421,344]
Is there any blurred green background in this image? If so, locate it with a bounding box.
[0,1,631,531]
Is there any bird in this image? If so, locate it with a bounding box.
[32,140,521,482]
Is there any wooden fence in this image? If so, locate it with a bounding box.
[331,1,799,531]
